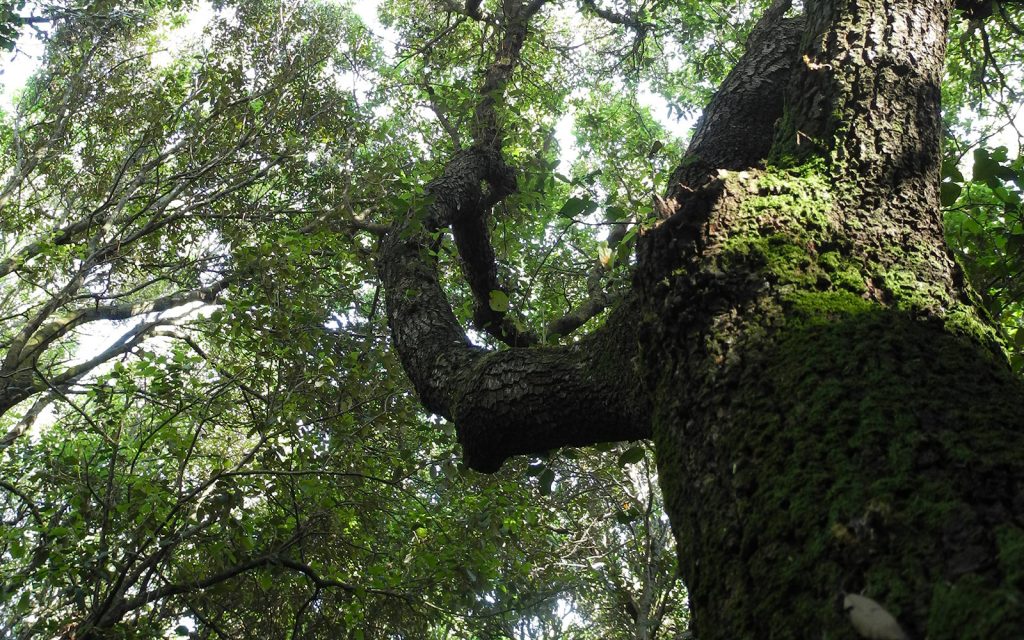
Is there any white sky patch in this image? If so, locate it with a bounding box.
[954,105,1024,174]
[987,107,1024,155]
[346,0,396,58]
[554,110,579,168]
[349,0,384,32]
[71,302,209,363]
[326,0,395,104]
[0,11,45,111]
[638,83,698,142]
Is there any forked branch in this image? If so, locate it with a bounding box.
[380,0,649,471]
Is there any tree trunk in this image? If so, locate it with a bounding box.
[636,1,1024,637]
[380,0,1024,637]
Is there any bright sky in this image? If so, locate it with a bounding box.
[0,16,44,110]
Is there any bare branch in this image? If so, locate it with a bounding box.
[298,207,389,237]
[16,278,231,366]
[88,552,411,633]
[423,83,464,148]
[543,290,612,339]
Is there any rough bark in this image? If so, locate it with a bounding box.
[665,1,803,199]
[380,0,1024,637]
[381,210,649,472]
[636,1,1024,638]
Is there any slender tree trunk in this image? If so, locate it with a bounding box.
[380,1,1024,637]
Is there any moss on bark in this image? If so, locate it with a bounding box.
[639,161,1024,638]
[650,296,1024,638]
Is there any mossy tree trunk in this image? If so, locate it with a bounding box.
[379,0,1024,637]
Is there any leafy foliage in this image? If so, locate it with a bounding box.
[943,1,1024,369]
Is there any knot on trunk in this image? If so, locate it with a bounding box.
[424,146,517,229]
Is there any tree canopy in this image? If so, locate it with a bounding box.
[0,0,1022,638]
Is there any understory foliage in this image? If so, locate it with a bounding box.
[0,0,1020,638]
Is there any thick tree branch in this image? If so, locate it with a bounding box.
[777,0,956,300]
[381,1,649,472]
[436,1,555,345]
[381,197,647,472]
[425,141,535,346]
[543,288,612,339]
[579,0,654,32]
[666,0,801,202]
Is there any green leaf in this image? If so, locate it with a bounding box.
[557,196,598,219]
[616,239,633,265]
[941,159,964,183]
[1014,328,1024,351]
[617,446,645,467]
[488,290,510,313]
[615,507,639,525]
[993,186,1019,204]
[973,149,1000,183]
[538,468,555,495]
[175,626,190,637]
[940,182,962,207]
[605,205,628,220]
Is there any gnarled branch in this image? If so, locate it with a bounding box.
[381,0,805,472]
